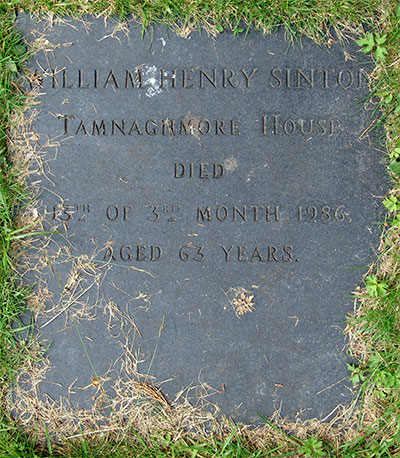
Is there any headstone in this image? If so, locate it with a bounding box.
[17,15,386,424]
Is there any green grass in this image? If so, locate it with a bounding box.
[8,0,385,38]
[0,10,44,458]
[0,11,33,400]
[0,1,400,457]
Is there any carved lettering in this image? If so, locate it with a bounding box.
[106,205,132,221]
[104,70,120,88]
[197,206,212,222]
[298,205,349,222]
[78,69,89,88]
[58,114,75,135]
[222,69,236,88]
[160,68,176,88]
[48,67,369,91]
[112,120,125,135]
[220,245,234,261]
[175,163,224,179]
[216,206,228,221]
[62,69,73,88]
[60,117,240,137]
[249,246,265,262]
[120,245,132,261]
[104,246,116,261]
[92,120,107,135]
[145,120,157,135]
[238,246,247,261]
[337,69,353,89]
[357,68,369,88]
[233,206,246,222]
[106,205,119,221]
[262,115,340,137]
[125,69,142,88]
[240,68,258,87]
[199,69,217,88]
[128,120,142,135]
[197,205,280,222]
[182,69,194,88]
[220,245,294,262]
[198,119,210,134]
[179,244,205,261]
[266,206,279,222]
[268,68,369,89]
[270,67,282,88]
[296,69,314,88]
[162,119,175,137]
[75,120,88,135]
[105,245,162,261]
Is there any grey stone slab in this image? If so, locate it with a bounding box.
[17,15,386,424]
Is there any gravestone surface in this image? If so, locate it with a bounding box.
[18,15,386,424]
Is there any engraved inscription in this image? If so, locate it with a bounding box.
[59,116,241,137]
[197,205,280,222]
[220,245,294,262]
[175,163,224,179]
[22,17,385,424]
[104,244,162,261]
[47,203,350,226]
[40,67,370,91]
[261,115,340,136]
